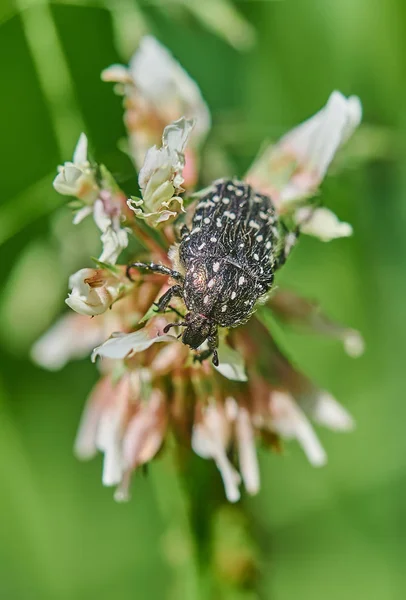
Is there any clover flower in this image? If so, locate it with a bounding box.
[53,135,130,264]
[36,42,363,503]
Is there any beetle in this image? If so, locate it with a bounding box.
[127,179,298,366]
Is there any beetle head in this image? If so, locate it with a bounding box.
[181,313,213,350]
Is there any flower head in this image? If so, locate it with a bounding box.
[37,42,364,505]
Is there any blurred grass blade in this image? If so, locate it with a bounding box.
[0,173,57,246]
[14,0,86,157]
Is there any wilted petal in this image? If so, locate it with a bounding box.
[74,376,115,460]
[296,206,353,241]
[96,375,131,486]
[270,391,327,467]
[214,340,248,382]
[91,329,177,362]
[122,389,166,469]
[192,402,241,502]
[235,406,260,495]
[31,313,106,370]
[300,390,355,432]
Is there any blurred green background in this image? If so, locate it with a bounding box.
[1,0,405,598]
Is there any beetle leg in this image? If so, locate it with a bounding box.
[193,331,219,366]
[154,285,184,313]
[180,224,189,238]
[126,261,184,282]
[163,321,188,333]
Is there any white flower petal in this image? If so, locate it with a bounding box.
[281,91,362,183]
[163,117,195,155]
[213,340,248,382]
[93,199,129,264]
[31,313,105,370]
[73,132,89,164]
[101,64,132,83]
[246,91,362,206]
[91,330,177,362]
[72,205,93,225]
[296,207,353,241]
[129,36,210,143]
[271,391,327,467]
[135,118,194,224]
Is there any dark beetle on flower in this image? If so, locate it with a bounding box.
[127,179,298,365]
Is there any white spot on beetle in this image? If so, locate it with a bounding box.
[198,243,205,250]
[239,243,244,248]
[222,197,230,204]
[221,305,227,312]
[204,295,209,304]
[231,291,237,300]
[191,227,201,234]
[266,241,272,249]
[195,214,202,220]
[227,184,234,191]
[208,278,216,288]
[210,237,217,243]
[236,189,243,196]
[254,253,259,260]
[238,276,245,285]
[213,195,219,202]
[249,220,260,229]
[244,300,250,305]
[213,262,220,272]
[256,235,263,242]
[204,217,210,224]
[216,218,222,228]
[259,211,268,220]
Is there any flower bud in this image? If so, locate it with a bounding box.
[65,268,121,316]
[53,133,99,204]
